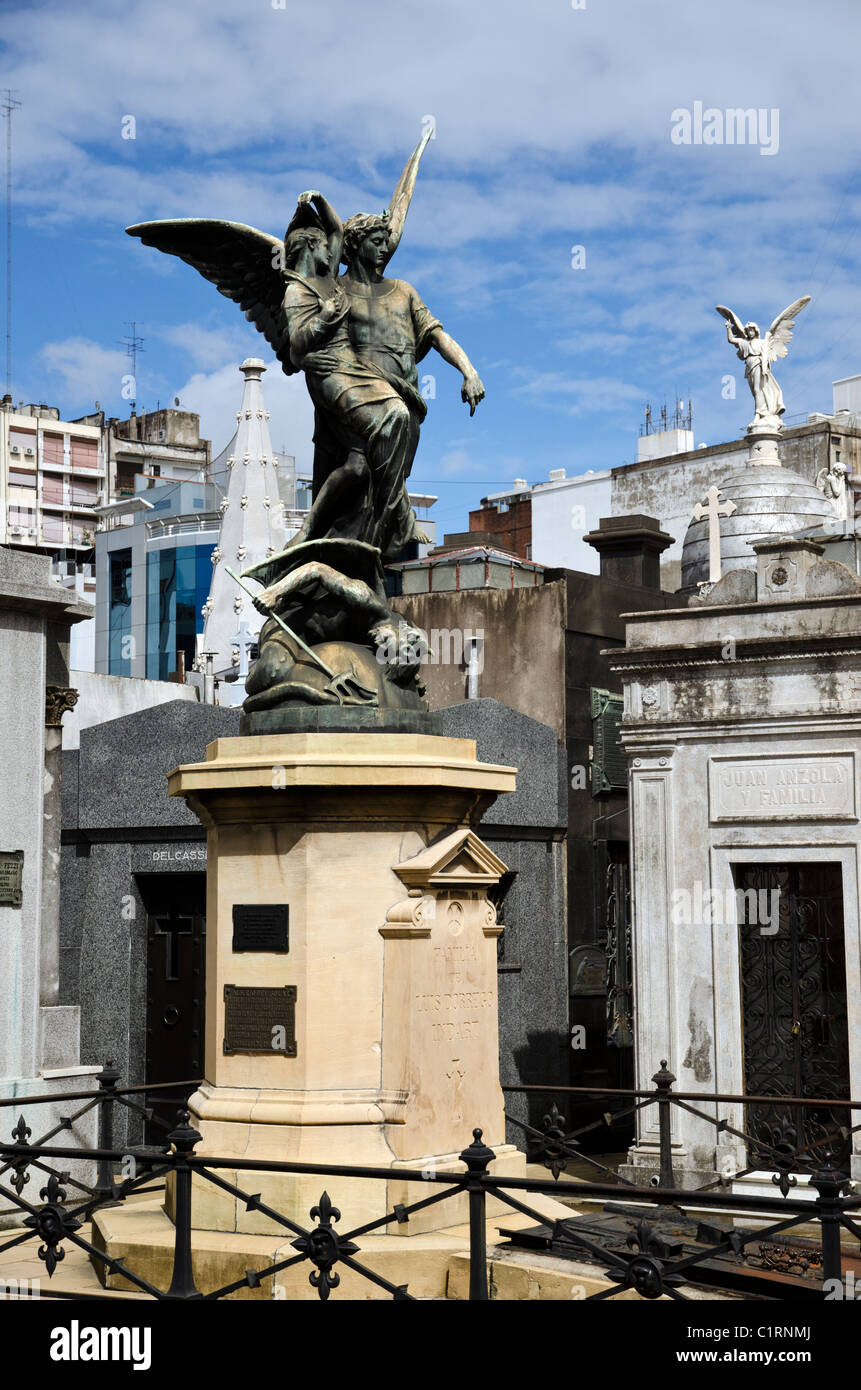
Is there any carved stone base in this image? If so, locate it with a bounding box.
[745,425,782,466]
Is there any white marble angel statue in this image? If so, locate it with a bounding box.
[716,296,811,425]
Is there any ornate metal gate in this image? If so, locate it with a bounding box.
[735,862,851,1168]
[604,852,633,1049]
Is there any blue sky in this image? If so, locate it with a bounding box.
[3,0,861,536]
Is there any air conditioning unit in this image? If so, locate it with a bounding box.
[8,525,22,535]
[10,445,19,453]
[25,448,34,456]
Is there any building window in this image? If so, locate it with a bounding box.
[146,543,212,681]
[70,478,98,507]
[9,429,36,453]
[69,439,98,470]
[42,432,65,465]
[41,475,65,505]
[8,468,36,489]
[108,548,133,675]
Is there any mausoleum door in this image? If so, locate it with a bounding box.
[734,863,850,1169]
[137,872,206,1143]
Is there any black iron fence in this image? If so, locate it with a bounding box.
[504,1059,861,1195]
[0,1062,858,1301]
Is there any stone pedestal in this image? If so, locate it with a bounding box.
[94,731,560,1294]
[745,421,782,466]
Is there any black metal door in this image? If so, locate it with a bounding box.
[138,872,206,1145]
[735,863,850,1168]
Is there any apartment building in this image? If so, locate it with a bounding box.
[1,396,104,555]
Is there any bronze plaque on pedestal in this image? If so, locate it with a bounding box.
[0,851,24,907]
[222,984,297,1056]
[232,904,289,953]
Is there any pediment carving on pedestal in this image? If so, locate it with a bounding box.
[381,828,508,939]
[392,827,508,890]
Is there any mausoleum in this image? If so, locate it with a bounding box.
[613,531,861,1187]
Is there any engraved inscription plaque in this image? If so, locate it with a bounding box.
[709,753,857,822]
[232,904,289,953]
[0,851,24,907]
[223,984,297,1055]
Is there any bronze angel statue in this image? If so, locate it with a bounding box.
[127,132,484,723]
[716,296,811,425]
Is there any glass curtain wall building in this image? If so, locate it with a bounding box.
[96,480,219,680]
[145,545,213,681]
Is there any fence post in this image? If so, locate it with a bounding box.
[652,1060,676,1189]
[94,1059,121,1202]
[459,1128,494,1301]
[811,1152,847,1289]
[165,1108,203,1299]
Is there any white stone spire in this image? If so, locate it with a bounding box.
[198,358,286,679]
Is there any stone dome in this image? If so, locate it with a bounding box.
[681,464,839,590]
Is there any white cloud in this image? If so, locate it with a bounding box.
[435,443,495,479]
[155,321,256,372]
[5,0,861,235]
[9,0,861,482]
[39,337,128,407]
[511,370,646,418]
[175,359,315,470]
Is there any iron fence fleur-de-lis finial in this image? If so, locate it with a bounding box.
[10,1115,31,1196]
[291,1191,359,1301]
[22,1174,82,1277]
[768,1115,799,1198]
[539,1103,579,1180]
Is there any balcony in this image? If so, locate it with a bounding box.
[145,513,220,540]
[41,528,92,548]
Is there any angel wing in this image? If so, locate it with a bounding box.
[765,295,811,363]
[715,304,746,338]
[126,219,295,372]
[384,127,433,264]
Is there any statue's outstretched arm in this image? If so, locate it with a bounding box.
[427,327,485,415]
[385,126,433,263]
[297,190,344,271]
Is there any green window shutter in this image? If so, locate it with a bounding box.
[591,688,626,794]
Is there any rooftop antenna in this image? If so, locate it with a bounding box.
[2,90,21,397]
[118,320,145,399]
[672,393,693,431]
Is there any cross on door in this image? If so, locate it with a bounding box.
[153,911,194,981]
[692,485,737,583]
